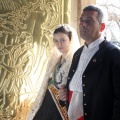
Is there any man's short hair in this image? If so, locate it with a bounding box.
[83,5,104,23]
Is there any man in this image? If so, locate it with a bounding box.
[58,5,120,120]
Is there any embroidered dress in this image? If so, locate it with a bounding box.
[33,60,69,120]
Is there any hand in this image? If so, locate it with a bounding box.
[58,85,68,101]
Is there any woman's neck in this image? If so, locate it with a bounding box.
[60,56,64,63]
[60,51,69,63]
[60,54,66,63]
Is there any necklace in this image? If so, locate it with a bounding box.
[53,59,66,89]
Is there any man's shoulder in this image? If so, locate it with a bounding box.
[101,40,120,59]
[100,40,120,51]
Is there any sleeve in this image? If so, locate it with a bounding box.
[112,48,120,120]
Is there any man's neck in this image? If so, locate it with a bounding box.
[85,34,101,45]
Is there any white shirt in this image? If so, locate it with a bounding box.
[68,36,105,120]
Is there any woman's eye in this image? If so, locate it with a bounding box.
[54,39,58,42]
[61,39,65,42]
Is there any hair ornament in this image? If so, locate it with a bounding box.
[55,24,71,32]
[50,24,71,37]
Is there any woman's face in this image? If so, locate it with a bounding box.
[53,32,71,54]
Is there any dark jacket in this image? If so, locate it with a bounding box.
[65,40,120,120]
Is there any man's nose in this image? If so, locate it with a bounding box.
[80,20,87,27]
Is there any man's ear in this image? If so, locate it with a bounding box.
[100,23,105,32]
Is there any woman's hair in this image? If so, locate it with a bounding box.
[53,25,72,40]
[83,5,104,23]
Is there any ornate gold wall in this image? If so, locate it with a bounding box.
[0,0,96,119]
[0,0,70,119]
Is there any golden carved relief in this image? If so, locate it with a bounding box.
[0,0,70,119]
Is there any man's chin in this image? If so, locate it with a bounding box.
[80,34,87,40]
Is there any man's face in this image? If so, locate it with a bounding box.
[79,10,103,44]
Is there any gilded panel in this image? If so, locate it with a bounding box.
[0,0,70,119]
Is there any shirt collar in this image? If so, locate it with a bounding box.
[84,35,105,50]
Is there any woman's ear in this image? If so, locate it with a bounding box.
[100,23,105,32]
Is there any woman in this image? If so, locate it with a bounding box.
[26,24,80,120]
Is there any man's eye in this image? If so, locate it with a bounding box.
[86,19,94,24]
[80,19,94,24]
[80,19,83,22]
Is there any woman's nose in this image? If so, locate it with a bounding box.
[58,41,62,46]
